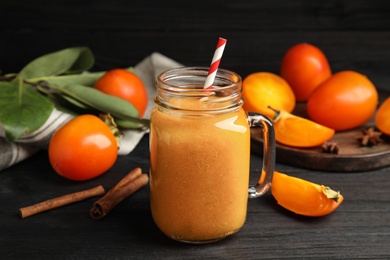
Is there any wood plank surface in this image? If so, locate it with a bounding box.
[0,136,389,259]
[1,0,390,91]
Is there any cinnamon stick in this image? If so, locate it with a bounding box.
[90,167,149,220]
[19,185,105,219]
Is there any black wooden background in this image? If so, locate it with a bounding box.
[1,0,390,91]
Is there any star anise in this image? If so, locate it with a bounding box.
[356,127,383,146]
[321,142,339,154]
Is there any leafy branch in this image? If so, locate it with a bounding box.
[0,47,149,142]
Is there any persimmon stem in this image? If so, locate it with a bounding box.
[322,186,342,203]
[267,105,280,120]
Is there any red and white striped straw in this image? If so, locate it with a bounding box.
[203,37,227,89]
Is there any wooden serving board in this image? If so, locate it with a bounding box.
[251,126,390,172]
[250,92,390,172]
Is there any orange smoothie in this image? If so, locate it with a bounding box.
[150,99,250,243]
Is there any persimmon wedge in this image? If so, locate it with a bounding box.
[271,108,335,148]
[271,171,344,217]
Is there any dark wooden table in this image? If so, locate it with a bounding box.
[1,135,390,259]
[1,0,390,259]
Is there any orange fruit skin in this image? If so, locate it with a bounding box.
[49,115,118,181]
[280,43,332,102]
[273,110,335,148]
[307,71,378,131]
[94,69,148,117]
[272,171,344,217]
[242,72,295,119]
[375,97,390,135]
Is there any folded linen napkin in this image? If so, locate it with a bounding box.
[0,52,182,171]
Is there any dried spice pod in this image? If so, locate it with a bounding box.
[356,127,383,146]
[321,142,339,154]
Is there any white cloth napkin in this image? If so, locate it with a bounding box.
[0,52,182,171]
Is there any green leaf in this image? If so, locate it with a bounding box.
[32,71,105,88]
[0,80,54,141]
[56,84,149,128]
[18,47,94,79]
[45,92,92,116]
[27,67,134,89]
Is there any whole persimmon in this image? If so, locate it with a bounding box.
[94,69,148,117]
[375,97,390,135]
[49,114,118,181]
[280,43,332,101]
[242,72,295,119]
[307,71,378,131]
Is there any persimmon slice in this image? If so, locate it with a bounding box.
[375,97,390,136]
[272,109,335,148]
[271,171,344,217]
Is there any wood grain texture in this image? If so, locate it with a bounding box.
[1,0,390,90]
[0,0,390,258]
[1,136,389,259]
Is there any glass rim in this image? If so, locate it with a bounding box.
[156,66,242,92]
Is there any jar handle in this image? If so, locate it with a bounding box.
[247,113,276,199]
